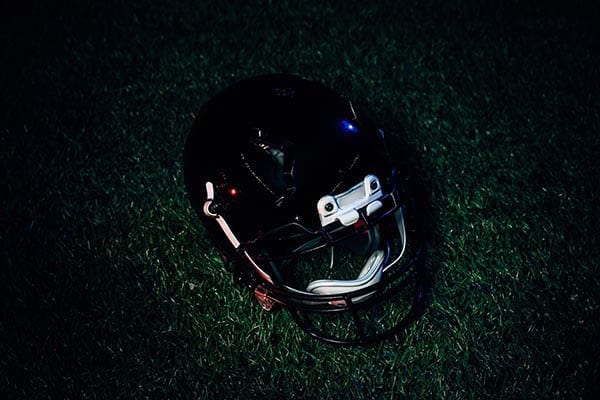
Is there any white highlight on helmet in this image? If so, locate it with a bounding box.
[317,175,383,227]
[348,100,358,120]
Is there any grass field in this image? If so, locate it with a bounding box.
[2,1,599,398]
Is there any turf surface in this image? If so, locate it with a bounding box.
[2,1,599,398]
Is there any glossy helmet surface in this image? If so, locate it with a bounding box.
[184,74,429,345]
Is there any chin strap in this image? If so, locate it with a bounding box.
[305,250,385,299]
[203,182,241,248]
[204,181,275,284]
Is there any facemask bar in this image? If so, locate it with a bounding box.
[243,207,407,309]
[290,251,427,346]
[250,239,426,345]
[203,181,274,284]
[203,167,409,308]
[242,190,401,263]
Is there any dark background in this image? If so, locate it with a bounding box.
[2,1,599,398]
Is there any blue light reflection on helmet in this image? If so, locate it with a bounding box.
[339,120,358,134]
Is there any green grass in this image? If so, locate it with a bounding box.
[2,1,599,398]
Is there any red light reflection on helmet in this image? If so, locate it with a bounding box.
[353,218,366,230]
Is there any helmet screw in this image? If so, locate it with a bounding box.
[324,203,334,212]
[370,180,378,190]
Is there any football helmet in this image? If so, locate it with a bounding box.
[184,74,430,345]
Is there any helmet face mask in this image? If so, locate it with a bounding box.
[184,74,429,345]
